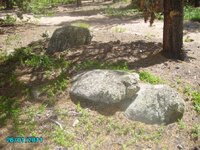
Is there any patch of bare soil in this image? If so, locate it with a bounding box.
[0,1,200,150]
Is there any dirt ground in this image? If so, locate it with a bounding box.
[0,1,200,150]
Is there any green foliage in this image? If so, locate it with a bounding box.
[192,91,200,113]
[113,26,126,33]
[184,36,194,42]
[52,126,75,147]
[0,14,16,26]
[155,12,164,20]
[177,119,186,130]
[71,22,90,29]
[139,71,164,84]
[8,47,69,70]
[42,73,69,98]
[184,6,200,21]
[75,60,129,71]
[21,0,75,14]
[0,96,20,126]
[191,125,200,140]
[184,86,200,113]
[104,6,139,17]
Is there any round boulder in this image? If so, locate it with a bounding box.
[70,70,140,104]
[125,84,185,124]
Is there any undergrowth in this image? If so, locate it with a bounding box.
[184,86,200,113]
[139,71,164,85]
[184,6,200,22]
[0,14,16,27]
[104,6,140,17]
[75,60,129,71]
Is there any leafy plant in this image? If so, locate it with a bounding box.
[0,96,20,126]
[191,125,200,140]
[0,14,16,27]
[52,126,75,147]
[184,6,200,22]
[177,119,186,130]
[192,91,200,113]
[139,71,164,84]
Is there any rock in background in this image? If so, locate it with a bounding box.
[47,26,92,52]
[125,84,185,124]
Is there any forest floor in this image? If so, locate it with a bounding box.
[0,1,200,150]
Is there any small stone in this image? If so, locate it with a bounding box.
[175,66,180,69]
[177,144,183,149]
[193,146,200,150]
[72,119,79,127]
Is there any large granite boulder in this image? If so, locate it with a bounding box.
[125,84,185,124]
[70,70,140,104]
[47,26,92,52]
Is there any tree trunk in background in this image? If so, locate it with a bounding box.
[194,0,200,7]
[5,0,13,9]
[76,0,82,7]
[163,0,184,60]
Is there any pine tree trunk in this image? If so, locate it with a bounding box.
[163,0,184,60]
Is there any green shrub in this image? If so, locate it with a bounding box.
[184,6,200,21]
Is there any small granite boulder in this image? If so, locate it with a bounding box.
[69,70,140,104]
[47,26,92,52]
[125,84,185,124]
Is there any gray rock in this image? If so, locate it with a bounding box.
[125,84,185,124]
[70,70,140,104]
[47,26,92,52]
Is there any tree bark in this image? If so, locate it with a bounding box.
[163,0,184,60]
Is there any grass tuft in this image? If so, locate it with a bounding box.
[139,71,164,85]
[0,14,16,27]
[192,91,200,113]
[71,22,90,29]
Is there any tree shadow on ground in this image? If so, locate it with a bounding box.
[1,37,196,118]
[0,39,167,120]
[64,40,165,71]
[56,5,142,26]
[184,21,200,33]
[62,0,113,9]
[58,14,142,30]
[70,94,135,116]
